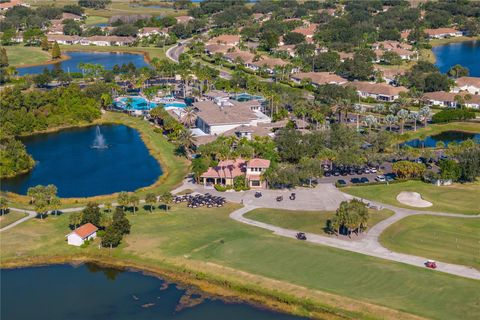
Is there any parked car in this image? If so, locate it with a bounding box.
[351,178,361,184]
[324,171,331,177]
[375,175,386,182]
[370,167,378,173]
[296,232,307,240]
[360,177,369,183]
[333,171,340,176]
[425,260,437,269]
[337,179,347,186]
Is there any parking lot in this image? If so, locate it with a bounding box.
[318,162,394,186]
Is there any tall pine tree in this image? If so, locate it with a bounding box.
[41,37,49,51]
[0,47,8,67]
[51,41,61,59]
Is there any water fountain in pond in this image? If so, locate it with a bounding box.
[92,126,108,149]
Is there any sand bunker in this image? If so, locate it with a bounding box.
[396,192,433,208]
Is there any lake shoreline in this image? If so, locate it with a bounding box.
[3,112,189,206]
[14,53,71,68]
[0,255,415,320]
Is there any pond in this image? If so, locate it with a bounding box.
[403,130,480,148]
[0,264,306,320]
[432,40,480,76]
[0,124,162,198]
[17,51,151,76]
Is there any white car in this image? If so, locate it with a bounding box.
[375,175,386,182]
[370,167,378,173]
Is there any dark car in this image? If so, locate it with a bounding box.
[351,178,361,184]
[360,177,369,183]
[341,171,348,176]
[255,192,262,198]
[337,179,347,186]
[324,171,331,177]
[296,232,307,240]
[276,196,283,202]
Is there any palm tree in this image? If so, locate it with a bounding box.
[334,99,350,123]
[129,195,140,214]
[145,193,157,213]
[397,109,409,134]
[353,104,365,131]
[160,192,173,211]
[364,115,377,131]
[181,107,196,128]
[50,196,61,216]
[409,111,420,131]
[419,106,431,127]
[385,114,397,132]
[0,197,8,215]
[177,129,197,158]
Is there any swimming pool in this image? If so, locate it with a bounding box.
[164,101,187,108]
[115,97,156,110]
[232,93,265,102]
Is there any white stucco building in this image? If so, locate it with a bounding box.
[66,223,98,246]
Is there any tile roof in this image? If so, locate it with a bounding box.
[248,158,271,168]
[194,100,257,125]
[71,223,98,239]
[208,34,241,45]
[291,72,347,85]
[424,28,460,36]
[423,91,480,103]
[347,81,408,96]
[456,77,480,88]
[201,159,246,179]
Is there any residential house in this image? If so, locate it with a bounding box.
[374,66,406,85]
[175,15,194,24]
[291,72,348,87]
[193,99,270,135]
[347,82,408,102]
[273,44,296,57]
[251,56,293,74]
[47,34,81,45]
[66,223,98,246]
[48,19,64,35]
[424,28,463,39]
[138,27,168,38]
[79,36,135,46]
[372,40,416,61]
[207,34,241,46]
[453,77,480,95]
[292,23,318,40]
[204,43,234,56]
[423,91,480,109]
[62,12,82,21]
[0,0,26,11]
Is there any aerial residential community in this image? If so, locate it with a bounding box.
[0,0,479,319]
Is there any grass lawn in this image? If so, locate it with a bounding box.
[84,15,109,26]
[430,36,480,47]
[244,208,394,235]
[343,180,480,215]
[1,204,479,320]
[60,44,172,62]
[4,45,52,67]
[0,211,27,228]
[380,215,480,270]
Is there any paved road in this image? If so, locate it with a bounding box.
[230,205,480,280]
[166,39,192,62]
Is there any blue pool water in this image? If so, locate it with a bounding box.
[116,96,157,110]
[232,93,264,102]
[0,124,162,197]
[165,101,187,108]
[17,51,151,75]
[432,40,480,76]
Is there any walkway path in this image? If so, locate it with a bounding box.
[230,205,480,280]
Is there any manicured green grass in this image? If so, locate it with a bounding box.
[380,215,480,270]
[343,180,480,215]
[244,208,394,235]
[4,45,51,67]
[84,15,109,26]
[60,44,171,62]
[430,36,480,47]
[1,205,479,320]
[0,211,27,228]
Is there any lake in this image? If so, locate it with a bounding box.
[0,264,306,320]
[403,130,480,148]
[0,124,162,198]
[17,51,150,76]
[432,40,480,76]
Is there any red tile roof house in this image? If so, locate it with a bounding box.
[207,34,241,46]
[66,223,98,247]
[346,82,408,102]
[423,91,480,109]
[453,77,480,95]
[424,28,463,39]
[291,72,348,87]
[199,158,271,188]
[138,27,169,38]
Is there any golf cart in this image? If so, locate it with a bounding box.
[296,232,307,240]
[425,260,437,269]
[255,191,262,198]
